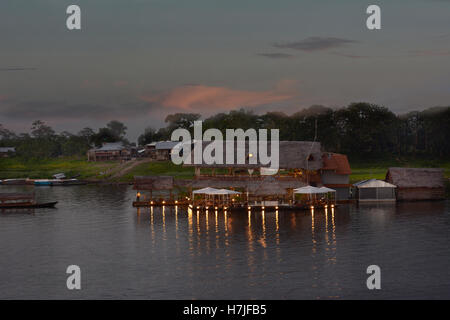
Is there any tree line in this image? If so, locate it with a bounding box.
[0,120,129,159]
[139,103,450,158]
[1,103,449,159]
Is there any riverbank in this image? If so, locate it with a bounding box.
[1,156,449,187]
[0,157,194,183]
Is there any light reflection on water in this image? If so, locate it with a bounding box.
[0,185,449,299]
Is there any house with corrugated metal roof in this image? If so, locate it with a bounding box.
[0,147,15,158]
[87,142,131,161]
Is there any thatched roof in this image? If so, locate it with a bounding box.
[322,152,351,175]
[386,168,444,188]
[182,140,322,170]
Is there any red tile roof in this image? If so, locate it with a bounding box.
[322,153,352,175]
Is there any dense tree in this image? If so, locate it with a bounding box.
[138,127,158,146]
[31,120,55,138]
[165,113,201,132]
[106,120,127,138]
[91,127,120,147]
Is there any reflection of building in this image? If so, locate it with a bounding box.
[87,142,131,161]
[320,152,352,200]
[353,179,396,202]
[0,147,15,158]
[386,167,445,201]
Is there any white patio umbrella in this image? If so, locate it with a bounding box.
[293,185,327,203]
[293,185,325,194]
[192,187,221,194]
[216,189,241,195]
[318,186,336,193]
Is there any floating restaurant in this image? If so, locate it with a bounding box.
[133,141,347,211]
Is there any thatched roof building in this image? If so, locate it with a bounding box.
[386,167,445,201]
[182,140,322,170]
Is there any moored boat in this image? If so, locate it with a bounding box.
[0,193,58,209]
[34,179,53,186]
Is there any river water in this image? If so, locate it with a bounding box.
[0,185,449,299]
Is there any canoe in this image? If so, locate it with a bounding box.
[0,201,58,209]
[34,180,52,186]
[1,179,29,185]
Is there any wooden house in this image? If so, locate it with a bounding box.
[386,167,445,201]
[87,142,131,161]
[0,147,15,158]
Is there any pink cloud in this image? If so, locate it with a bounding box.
[140,80,298,111]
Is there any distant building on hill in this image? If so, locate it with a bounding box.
[143,141,182,161]
[0,147,15,158]
[386,167,445,201]
[87,142,131,161]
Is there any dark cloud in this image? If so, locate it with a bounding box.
[0,99,153,120]
[331,52,369,59]
[0,66,36,71]
[256,53,294,59]
[274,37,359,52]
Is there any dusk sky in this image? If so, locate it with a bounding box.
[1,0,450,141]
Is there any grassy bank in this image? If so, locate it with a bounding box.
[0,157,195,182]
[0,158,119,180]
[349,157,450,183]
[1,156,449,185]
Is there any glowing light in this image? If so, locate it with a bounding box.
[310,206,314,210]
[248,206,251,210]
[248,153,253,158]
[275,206,279,210]
[262,206,265,210]
[175,200,178,204]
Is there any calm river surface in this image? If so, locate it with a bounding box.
[0,185,449,299]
